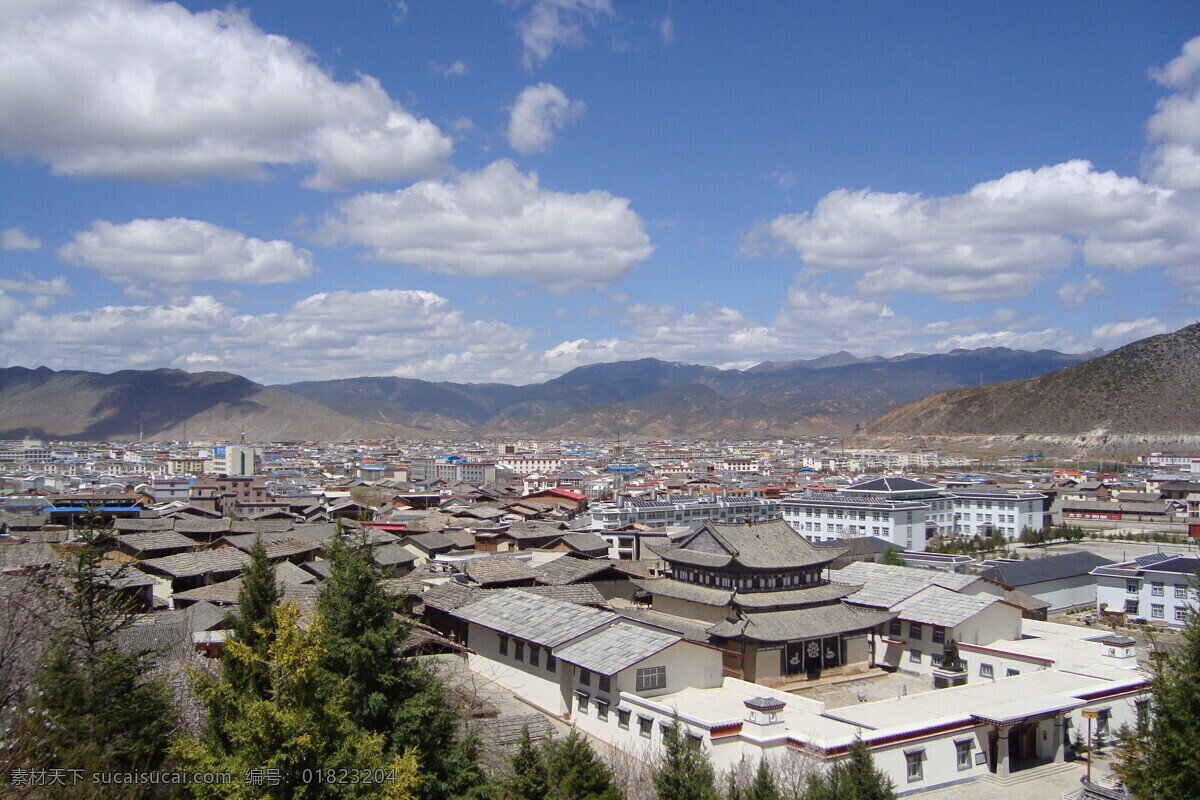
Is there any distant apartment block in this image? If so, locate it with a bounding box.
[589,494,780,531]
[1092,554,1200,626]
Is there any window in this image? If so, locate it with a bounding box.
[932,626,945,644]
[546,653,556,672]
[579,668,591,687]
[1152,582,1164,597]
[1126,580,1140,594]
[1006,668,1020,677]
[529,645,539,667]
[1125,599,1140,615]
[979,663,994,679]
[1152,604,1165,619]
[576,692,589,713]
[889,619,902,637]
[1097,708,1111,736]
[636,666,667,691]
[638,716,653,737]
[598,675,611,694]
[955,739,973,771]
[1176,584,1188,599]
[1177,607,1189,622]
[909,649,921,664]
[514,641,524,662]
[595,700,609,721]
[931,653,944,668]
[617,709,631,729]
[905,750,924,782]
[498,636,508,656]
[909,623,922,640]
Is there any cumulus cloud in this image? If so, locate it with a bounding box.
[1058,274,1110,309]
[59,218,316,287]
[514,0,612,69]
[0,0,451,188]
[1146,35,1200,190]
[317,159,653,291]
[753,160,1200,302]
[506,83,584,154]
[0,289,532,383]
[2,228,41,251]
[0,272,72,297]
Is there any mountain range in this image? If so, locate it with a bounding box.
[852,322,1200,456]
[1,345,1094,442]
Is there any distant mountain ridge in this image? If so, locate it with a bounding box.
[851,323,1200,456]
[0,345,1097,442]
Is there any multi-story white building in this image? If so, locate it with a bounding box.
[781,477,939,550]
[589,494,780,531]
[944,487,1046,539]
[1092,554,1200,626]
[497,457,562,476]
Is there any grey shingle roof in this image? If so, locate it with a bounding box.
[555,621,680,675]
[977,552,1114,588]
[832,562,979,609]
[894,586,1001,628]
[454,589,612,647]
[666,520,837,570]
[462,556,538,586]
[534,556,625,586]
[707,604,893,642]
[115,531,198,554]
[136,548,249,578]
[846,477,938,493]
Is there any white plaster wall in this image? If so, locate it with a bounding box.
[466,625,567,715]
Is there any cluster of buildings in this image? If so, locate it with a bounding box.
[3,435,1196,795]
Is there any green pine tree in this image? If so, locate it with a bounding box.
[542,730,621,800]
[743,760,780,800]
[819,737,895,800]
[500,726,550,800]
[223,535,279,700]
[317,532,485,800]
[879,546,905,566]
[22,511,175,799]
[654,721,720,800]
[1115,589,1200,800]
[172,602,421,800]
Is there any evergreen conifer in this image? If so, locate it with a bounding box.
[222,535,278,700]
[653,721,720,800]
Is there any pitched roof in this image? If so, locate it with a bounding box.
[845,477,938,493]
[534,556,626,586]
[666,519,836,570]
[136,548,249,578]
[831,562,978,608]
[454,589,612,648]
[707,604,893,642]
[115,531,198,554]
[894,586,1005,627]
[977,552,1114,588]
[462,556,538,586]
[554,621,681,675]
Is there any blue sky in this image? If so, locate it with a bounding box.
[2,0,1198,385]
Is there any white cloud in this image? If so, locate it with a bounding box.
[0,290,533,383]
[0,272,72,297]
[754,160,1200,302]
[514,0,612,69]
[0,0,451,188]
[59,218,316,287]
[442,61,468,77]
[317,159,653,291]
[656,16,675,44]
[1146,36,1200,190]
[391,1,409,25]
[2,228,41,251]
[506,83,584,154]
[1057,274,1110,308]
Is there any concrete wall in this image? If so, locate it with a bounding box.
[465,624,568,715]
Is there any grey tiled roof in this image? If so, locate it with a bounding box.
[707,604,893,642]
[735,583,860,609]
[666,520,837,570]
[846,477,938,493]
[462,556,538,586]
[453,589,611,647]
[555,621,680,675]
[832,562,978,608]
[534,556,624,585]
[632,577,731,606]
[894,586,1001,627]
[115,531,198,554]
[977,552,1114,588]
[136,548,249,578]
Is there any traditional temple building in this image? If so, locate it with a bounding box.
[633,519,894,685]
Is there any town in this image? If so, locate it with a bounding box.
[4,436,1198,798]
